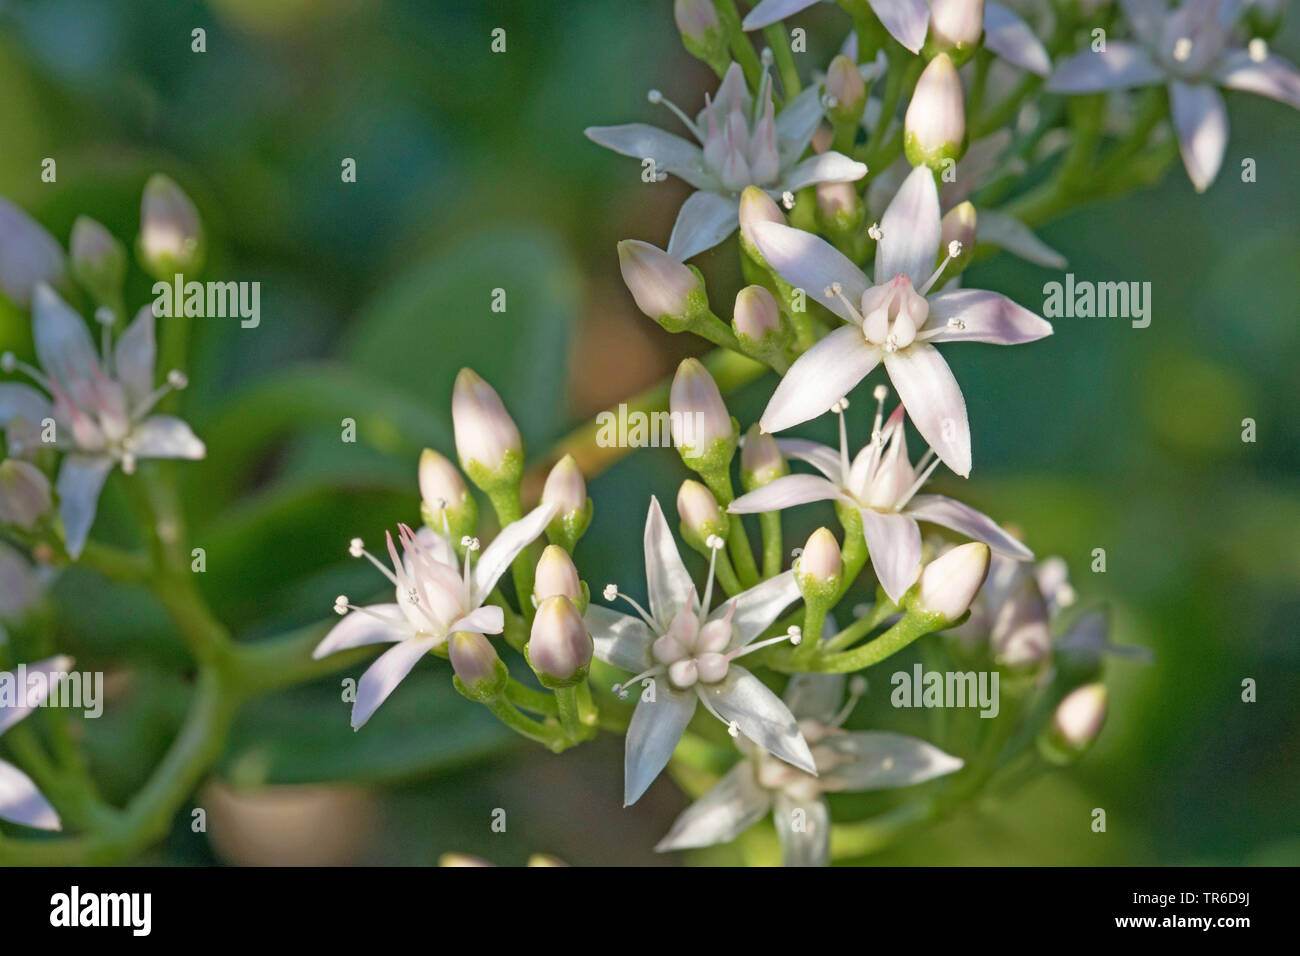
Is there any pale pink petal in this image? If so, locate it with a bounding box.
[820,731,964,790]
[707,667,816,774]
[875,165,942,287]
[782,673,847,723]
[925,289,1054,344]
[655,762,771,851]
[643,496,696,626]
[983,2,1051,76]
[584,124,715,190]
[0,383,53,428]
[311,605,409,659]
[883,343,971,477]
[742,0,822,30]
[625,686,697,805]
[748,221,871,324]
[1046,43,1164,94]
[667,191,740,262]
[728,474,846,514]
[32,284,99,387]
[449,604,505,635]
[773,792,830,866]
[904,493,1033,559]
[778,152,868,192]
[0,655,74,734]
[114,306,156,410]
[1170,81,1228,193]
[720,570,802,648]
[860,509,922,603]
[974,209,1068,270]
[775,84,828,166]
[868,0,929,53]
[351,635,439,729]
[774,438,842,481]
[1216,50,1300,110]
[55,454,115,560]
[0,199,65,307]
[470,502,555,605]
[586,605,654,673]
[759,326,882,434]
[132,415,206,460]
[0,758,61,830]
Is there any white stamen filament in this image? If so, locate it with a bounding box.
[605,584,657,629]
[348,538,400,587]
[831,675,867,727]
[834,397,851,484]
[648,89,703,142]
[612,668,663,700]
[899,453,942,505]
[826,282,866,325]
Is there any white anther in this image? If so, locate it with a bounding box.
[761,47,774,67]
[647,89,663,103]
[727,720,741,738]
[461,535,481,552]
[94,306,115,326]
[333,594,350,615]
[1173,37,1193,62]
[787,625,802,645]
[603,583,619,601]
[947,240,963,258]
[946,318,966,330]
[407,588,420,605]
[167,369,189,389]
[849,675,868,695]
[1248,38,1268,63]
[349,537,364,557]
[821,93,839,109]
[706,534,725,551]
[867,222,883,241]
[781,190,795,209]
[1,352,15,373]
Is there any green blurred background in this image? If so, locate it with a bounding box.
[0,0,1296,865]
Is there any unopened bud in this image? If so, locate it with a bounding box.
[938,201,977,275]
[815,181,865,236]
[617,240,707,332]
[0,197,65,307]
[0,459,52,531]
[825,55,866,126]
[138,174,204,280]
[929,0,985,60]
[452,368,523,488]
[534,545,584,608]
[541,454,592,549]
[527,595,593,686]
[1041,683,1108,762]
[418,448,477,541]
[796,527,842,600]
[449,630,508,701]
[738,186,787,260]
[674,0,727,68]
[69,216,126,311]
[991,580,1051,669]
[913,542,990,621]
[676,479,728,551]
[904,54,967,172]
[670,358,736,471]
[731,285,788,365]
[740,424,787,491]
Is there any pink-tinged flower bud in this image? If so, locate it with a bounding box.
[740,424,787,491]
[669,358,736,470]
[674,0,727,68]
[534,544,583,606]
[617,240,705,331]
[0,197,65,307]
[1051,683,1108,750]
[811,122,834,154]
[418,448,477,540]
[138,173,204,280]
[527,595,593,685]
[914,542,990,621]
[69,216,126,310]
[0,542,41,622]
[449,630,507,700]
[738,185,786,256]
[815,181,865,236]
[0,459,52,531]
[938,201,977,274]
[540,454,592,550]
[797,527,842,599]
[676,479,728,551]
[929,0,985,56]
[732,285,783,344]
[452,368,523,487]
[904,54,967,172]
[991,581,1051,669]
[825,55,866,125]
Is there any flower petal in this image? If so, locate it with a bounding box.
[772,792,830,866]
[1046,43,1164,94]
[925,288,1054,344]
[471,502,555,605]
[705,666,816,774]
[868,0,929,54]
[778,151,868,192]
[655,762,771,852]
[131,415,206,460]
[759,326,882,434]
[742,0,822,30]
[0,655,74,734]
[584,124,715,190]
[114,306,157,410]
[624,685,697,805]
[748,221,871,324]
[1216,49,1300,110]
[667,191,740,262]
[820,731,964,790]
[0,758,61,830]
[449,604,505,635]
[1169,81,1228,193]
[643,496,696,627]
[718,570,802,648]
[973,209,1068,270]
[774,438,842,481]
[783,672,847,723]
[32,284,99,387]
[0,199,65,308]
[55,454,114,560]
[728,473,845,514]
[905,493,1033,559]
[983,2,1051,76]
[0,383,53,428]
[883,343,970,477]
[311,605,409,659]
[875,165,942,286]
[586,604,654,673]
[1056,608,1154,664]
[351,635,439,729]
[775,83,828,167]
[860,509,922,603]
